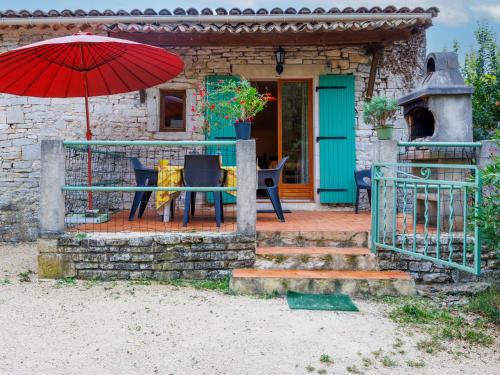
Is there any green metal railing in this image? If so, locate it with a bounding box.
[62,140,237,194]
[371,161,482,275]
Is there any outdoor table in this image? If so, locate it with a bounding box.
[155,160,237,222]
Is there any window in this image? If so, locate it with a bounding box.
[159,90,186,132]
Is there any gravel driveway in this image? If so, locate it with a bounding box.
[0,243,497,375]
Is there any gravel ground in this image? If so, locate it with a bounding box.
[0,243,498,375]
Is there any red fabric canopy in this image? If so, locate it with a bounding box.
[0,32,184,210]
[0,32,184,97]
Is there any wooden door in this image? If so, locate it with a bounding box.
[278,79,314,200]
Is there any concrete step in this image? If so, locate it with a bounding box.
[255,247,379,271]
[257,230,369,248]
[230,269,416,297]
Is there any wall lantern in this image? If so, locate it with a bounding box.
[275,46,285,75]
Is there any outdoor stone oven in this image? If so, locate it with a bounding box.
[398,52,473,142]
[397,52,475,231]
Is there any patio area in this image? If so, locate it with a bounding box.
[71,209,372,233]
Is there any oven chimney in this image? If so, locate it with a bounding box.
[398,52,473,142]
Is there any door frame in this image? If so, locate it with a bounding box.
[277,78,314,200]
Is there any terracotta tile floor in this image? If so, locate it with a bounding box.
[72,208,439,234]
[257,211,371,232]
[72,209,373,233]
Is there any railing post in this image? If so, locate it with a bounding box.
[39,139,65,235]
[374,140,399,237]
[236,139,257,236]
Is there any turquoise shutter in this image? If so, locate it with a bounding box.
[206,75,239,203]
[318,75,356,204]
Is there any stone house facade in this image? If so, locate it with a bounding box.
[0,7,438,242]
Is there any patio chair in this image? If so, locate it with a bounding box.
[354,168,372,214]
[182,155,227,228]
[258,156,289,222]
[128,158,176,222]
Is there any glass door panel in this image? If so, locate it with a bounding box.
[279,80,313,199]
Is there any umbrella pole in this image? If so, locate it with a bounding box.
[83,72,93,210]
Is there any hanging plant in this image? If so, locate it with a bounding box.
[363,96,400,140]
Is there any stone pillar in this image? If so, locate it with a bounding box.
[39,139,65,235]
[373,140,399,236]
[478,140,500,169]
[236,139,257,236]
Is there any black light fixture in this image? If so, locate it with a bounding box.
[275,46,285,75]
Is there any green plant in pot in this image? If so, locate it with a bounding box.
[195,79,268,140]
[363,96,399,140]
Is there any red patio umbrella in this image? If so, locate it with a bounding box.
[0,32,184,209]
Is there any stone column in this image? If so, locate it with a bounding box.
[236,139,257,236]
[39,139,65,235]
[373,140,399,237]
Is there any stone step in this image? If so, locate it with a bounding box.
[255,247,379,271]
[257,230,369,248]
[230,269,416,297]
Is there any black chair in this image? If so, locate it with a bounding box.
[128,158,157,221]
[258,156,289,222]
[182,155,226,228]
[354,168,372,214]
[129,158,176,221]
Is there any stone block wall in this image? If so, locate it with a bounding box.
[377,238,499,283]
[0,26,426,241]
[38,232,256,280]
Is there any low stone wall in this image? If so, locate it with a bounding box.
[377,237,499,283]
[38,232,256,280]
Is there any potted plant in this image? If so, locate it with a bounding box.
[193,79,268,140]
[362,96,399,140]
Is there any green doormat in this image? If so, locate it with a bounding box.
[287,291,359,312]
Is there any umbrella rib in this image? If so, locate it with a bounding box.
[88,45,113,94]
[120,47,184,79]
[0,44,68,93]
[114,47,177,84]
[87,43,132,93]
[90,44,140,92]
[0,44,62,81]
[22,44,75,97]
[64,44,85,97]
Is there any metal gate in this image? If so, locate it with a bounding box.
[371,144,482,275]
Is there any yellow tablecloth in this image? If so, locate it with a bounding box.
[155,163,237,210]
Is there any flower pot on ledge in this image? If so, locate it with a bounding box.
[376,126,393,140]
[234,121,252,140]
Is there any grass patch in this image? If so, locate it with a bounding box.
[380,355,397,367]
[305,365,315,372]
[346,365,363,374]
[159,277,234,295]
[361,357,373,368]
[319,354,333,365]
[18,270,33,282]
[392,338,403,349]
[82,279,100,289]
[262,290,281,299]
[317,369,327,374]
[55,277,77,287]
[0,279,11,285]
[467,289,499,325]
[406,359,425,368]
[387,297,494,350]
[416,338,444,354]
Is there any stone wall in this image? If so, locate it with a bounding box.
[38,232,256,280]
[377,237,499,283]
[0,26,426,241]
